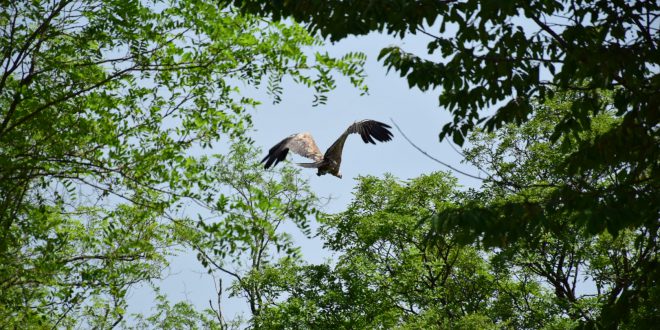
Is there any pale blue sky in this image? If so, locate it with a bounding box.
[126,30,485,323]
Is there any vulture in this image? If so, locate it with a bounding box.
[261,119,393,178]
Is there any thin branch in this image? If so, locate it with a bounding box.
[51,301,77,330]
[109,298,124,329]
[389,118,484,181]
[193,244,244,285]
[530,15,569,49]
[447,139,466,158]
[631,15,657,50]
[63,254,145,263]
[0,0,72,93]
[0,65,136,138]
[210,277,227,329]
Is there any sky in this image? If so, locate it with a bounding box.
[126,29,486,322]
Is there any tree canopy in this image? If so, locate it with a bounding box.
[0,0,365,326]
[228,0,659,240]
[1,0,657,328]
[251,98,658,329]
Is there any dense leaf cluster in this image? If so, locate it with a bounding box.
[0,0,365,326]
[229,0,660,235]
[2,0,658,328]
[249,102,657,329]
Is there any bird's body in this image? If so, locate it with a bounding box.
[261,120,393,178]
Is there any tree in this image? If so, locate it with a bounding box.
[187,143,320,328]
[250,95,657,329]
[0,0,366,326]
[454,94,659,328]
[228,0,659,235]
[126,291,224,330]
[253,173,557,329]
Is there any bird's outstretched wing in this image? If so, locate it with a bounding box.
[261,132,324,169]
[324,120,393,162]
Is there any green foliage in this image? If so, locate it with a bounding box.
[246,93,656,328]
[0,0,366,326]
[189,143,321,326]
[229,0,660,234]
[3,1,657,328]
[434,95,659,328]
[126,292,224,330]
[432,92,655,240]
[229,0,658,144]
[251,169,656,329]
[195,143,318,260]
[254,172,555,329]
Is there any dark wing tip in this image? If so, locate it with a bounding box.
[359,120,393,144]
[262,137,292,169]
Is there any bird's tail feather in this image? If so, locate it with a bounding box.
[297,162,321,168]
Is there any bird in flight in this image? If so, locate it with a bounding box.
[261,119,393,178]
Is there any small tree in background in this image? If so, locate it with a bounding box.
[191,143,321,328]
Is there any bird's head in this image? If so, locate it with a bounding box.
[332,170,343,179]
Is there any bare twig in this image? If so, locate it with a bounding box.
[389,118,484,181]
[447,139,466,158]
[209,277,227,329]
